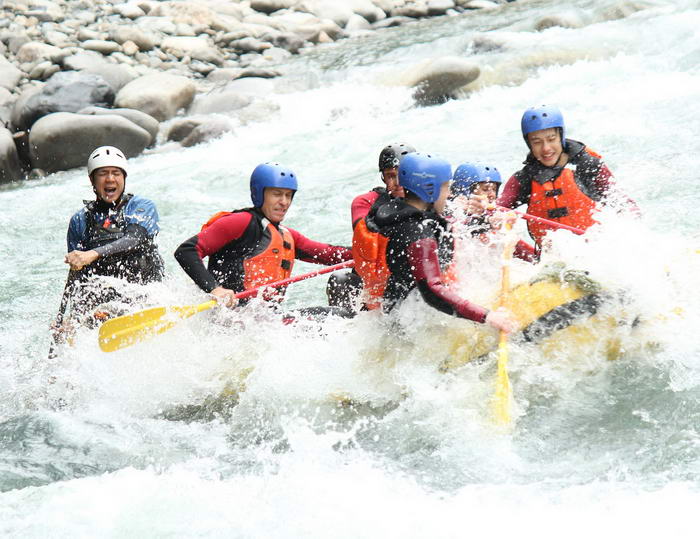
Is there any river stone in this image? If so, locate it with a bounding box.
[181,117,234,147]
[62,51,139,92]
[0,56,23,91]
[599,1,655,21]
[110,26,158,51]
[77,28,101,41]
[16,41,64,64]
[427,0,456,15]
[408,56,481,105]
[392,3,429,17]
[80,40,122,55]
[0,87,15,126]
[28,112,150,173]
[230,37,273,53]
[0,127,24,183]
[113,2,146,19]
[534,11,587,31]
[267,31,305,54]
[300,0,355,27]
[347,0,386,22]
[345,14,372,32]
[188,87,253,115]
[161,36,225,65]
[459,0,499,9]
[15,71,115,131]
[78,106,159,146]
[149,2,223,29]
[8,33,31,55]
[251,0,295,14]
[115,73,196,121]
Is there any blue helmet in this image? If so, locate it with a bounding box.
[398,152,452,203]
[521,104,565,146]
[250,162,298,208]
[451,163,501,197]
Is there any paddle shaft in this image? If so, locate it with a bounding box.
[48,270,79,359]
[233,259,355,301]
[494,223,514,426]
[495,205,585,235]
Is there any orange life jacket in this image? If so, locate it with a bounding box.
[526,148,602,245]
[202,211,295,299]
[352,218,390,310]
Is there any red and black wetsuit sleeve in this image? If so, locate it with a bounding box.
[513,239,536,263]
[174,212,253,292]
[497,174,528,210]
[408,238,489,323]
[288,228,352,265]
[351,190,381,229]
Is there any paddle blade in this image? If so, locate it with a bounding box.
[98,301,216,353]
[493,334,512,426]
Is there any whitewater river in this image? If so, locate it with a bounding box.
[2,0,700,536]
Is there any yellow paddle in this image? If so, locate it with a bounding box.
[493,220,516,426]
[98,260,355,353]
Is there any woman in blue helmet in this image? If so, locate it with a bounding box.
[175,163,352,308]
[497,105,637,252]
[449,162,535,262]
[370,153,517,333]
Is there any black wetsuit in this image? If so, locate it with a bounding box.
[371,199,489,323]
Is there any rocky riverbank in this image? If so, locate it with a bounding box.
[0,0,649,182]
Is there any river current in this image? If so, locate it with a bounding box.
[2,0,700,536]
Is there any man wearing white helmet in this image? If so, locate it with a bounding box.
[65,146,164,298]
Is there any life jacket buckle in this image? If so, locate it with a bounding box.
[548,207,569,219]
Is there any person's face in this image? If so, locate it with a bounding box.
[433,181,450,215]
[471,181,499,203]
[261,187,294,223]
[382,167,404,198]
[91,166,125,204]
[527,127,563,167]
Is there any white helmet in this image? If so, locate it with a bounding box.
[87,146,128,177]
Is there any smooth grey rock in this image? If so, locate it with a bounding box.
[60,51,138,92]
[166,117,204,142]
[371,16,414,28]
[110,26,157,51]
[188,88,253,115]
[113,2,146,19]
[77,28,101,41]
[115,73,196,121]
[16,41,64,64]
[206,67,244,83]
[78,106,159,146]
[250,0,295,15]
[28,112,151,173]
[10,85,43,132]
[534,12,586,31]
[81,40,122,55]
[0,56,23,90]
[407,56,480,105]
[15,71,115,131]
[0,87,15,127]
[392,4,429,17]
[161,36,224,65]
[347,0,386,22]
[0,127,24,183]
[300,0,355,27]
[266,31,305,54]
[345,14,372,32]
[427,0,456,15]
[181,117,233,147]
[8,34,32,55]
[230,37,272,53]
[459,0,499,9]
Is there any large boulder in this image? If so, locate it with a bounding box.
[0,56,23,91]
[405,56,481,105]
[78,106,160,146]
[0,127,24,183]
[14,71,115,131]
[28,112,150,173]
[115,74,196,121]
